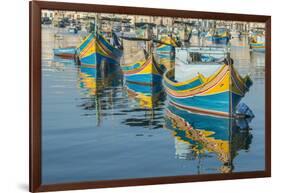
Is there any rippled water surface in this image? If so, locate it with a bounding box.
[42,26,265,184]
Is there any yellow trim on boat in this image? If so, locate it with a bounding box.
[77,33,93,49]
[164,64,229,94]
[164,69,204,87]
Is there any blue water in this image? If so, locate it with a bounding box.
[42,26,265,184]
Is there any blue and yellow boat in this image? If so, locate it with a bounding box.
[164,103,252,173]
[77,32,123,79]
[163,63,252,117]
[206,28,230,44]
[121,38,164,86]
[156,36,178,71]
[122,53,164,86]
[249,34,265,52]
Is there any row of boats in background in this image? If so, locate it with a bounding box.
[205,27,265,52]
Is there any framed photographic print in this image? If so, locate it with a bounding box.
[30,1,271,192]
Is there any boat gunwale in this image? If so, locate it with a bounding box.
[163,63,227,91]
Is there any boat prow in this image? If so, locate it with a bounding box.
[77,32,123,79]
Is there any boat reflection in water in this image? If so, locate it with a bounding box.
[164,103,253,173]
[78,65,122,126]
[125,81,164,109]
[122,81,165,129]
[78,66,119,95]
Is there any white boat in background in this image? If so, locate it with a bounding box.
[176,46,229,64]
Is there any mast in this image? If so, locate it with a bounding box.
[94,13,100,34]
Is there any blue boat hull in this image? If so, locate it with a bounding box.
[78,33,123,79]
[53,47,77,58]
[212,36,230,44]
[126,81,163,96]
[124,73,162,86]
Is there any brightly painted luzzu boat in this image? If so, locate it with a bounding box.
[164,103,252,173]
[206,28,230,44]
[212,36,230,45]
[249,35,265,52]
[121,53,164,86]
[77,32,123,79]
[121,39,164,86]
[163,63,252,117]
[156,36,178,71]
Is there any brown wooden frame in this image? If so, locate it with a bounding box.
[30,1,271,192]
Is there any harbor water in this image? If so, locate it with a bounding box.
[42,26,265,184]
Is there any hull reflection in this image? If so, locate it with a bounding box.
[78,65,122,126]
[164,103,252,173]
[125,82,164,109]
[122,82,165,129]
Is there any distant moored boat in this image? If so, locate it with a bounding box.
[249,34,265,52]
[53,47,77,59]
[206,28,231,44]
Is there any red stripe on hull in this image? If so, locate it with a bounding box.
[169,101,230,118]
[54,53,75,59]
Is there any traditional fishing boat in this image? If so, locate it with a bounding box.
[164,103,252,173]
[155,35,179,71]
[206,28,230,44]
[249,39,265,52]
[163,62,252,117]
[77,31,123,79]
[120,39,164,86]
[249,30,265,52]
